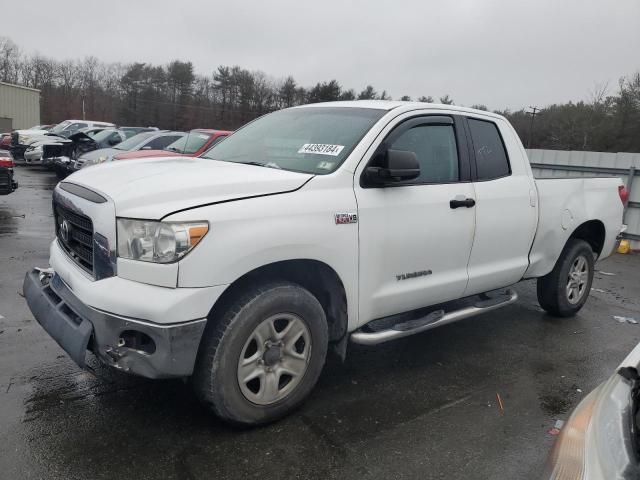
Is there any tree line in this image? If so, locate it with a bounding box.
[1,37,639,152]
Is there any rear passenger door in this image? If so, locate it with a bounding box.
[463,117,537,295]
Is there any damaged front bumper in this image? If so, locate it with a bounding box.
[23,269,207,379]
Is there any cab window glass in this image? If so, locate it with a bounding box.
[467,118,510,180]
[388,124,459,183]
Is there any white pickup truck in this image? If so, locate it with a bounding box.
[24,101,626,425]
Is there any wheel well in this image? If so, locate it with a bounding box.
[569,220,605,256]
[208,260,348,342]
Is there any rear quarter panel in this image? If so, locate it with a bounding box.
[525,177,623,278]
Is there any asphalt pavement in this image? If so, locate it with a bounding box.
[2,166,640,480]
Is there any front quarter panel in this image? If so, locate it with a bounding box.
[167,170,360,330]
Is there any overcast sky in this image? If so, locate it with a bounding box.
[4,0,639,110]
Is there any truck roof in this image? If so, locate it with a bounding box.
[297,100,505,121]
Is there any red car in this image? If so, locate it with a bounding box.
[0,150,18,195]
[0,133,11,149]
[113,129,231,161]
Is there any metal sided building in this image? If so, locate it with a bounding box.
[0,82,40,131]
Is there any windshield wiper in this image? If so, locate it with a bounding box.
[237,161,282,170]
[238,161,267,167]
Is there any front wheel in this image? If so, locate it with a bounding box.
[193,281,328,426]
[537,239,595,317]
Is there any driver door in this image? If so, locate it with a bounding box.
[355,115,477,325]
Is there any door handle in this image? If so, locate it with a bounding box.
[449,197,476,209]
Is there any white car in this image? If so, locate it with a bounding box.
[24,101,626,425]
[14,119,115,163]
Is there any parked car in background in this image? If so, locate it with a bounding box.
[0,149,18,195]
[543,341,640,479]
[34,127,160,177]
[46,128,144,178]
[28,124,56,131]
[46,120,115,138]
[9,124,56,146]
[112,129,231,161]
[11,119,114,160]
[26,127,112,166]
[76,130,185,169]
[119,126,159,137]
[24,126,158,167]
[23,102,625,425]
[0,132,11,149]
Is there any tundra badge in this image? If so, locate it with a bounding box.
[396,270,432,281]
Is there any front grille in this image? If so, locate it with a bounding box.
[54,202,94,275]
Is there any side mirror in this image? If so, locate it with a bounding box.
[108,138,119,146]
[364,149,420,186]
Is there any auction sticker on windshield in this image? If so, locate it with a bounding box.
[298,144,345,156]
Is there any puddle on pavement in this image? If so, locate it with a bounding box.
[538,385,576,415]
[0,208,21,234]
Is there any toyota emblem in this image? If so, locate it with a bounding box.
[60,219,70,243]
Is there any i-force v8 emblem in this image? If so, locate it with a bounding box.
[334,213,358,225]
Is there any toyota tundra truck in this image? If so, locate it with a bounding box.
[23,101,626,425]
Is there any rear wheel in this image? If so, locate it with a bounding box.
[537,239,594,317]
[193,281,328,426]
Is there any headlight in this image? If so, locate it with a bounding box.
[543,389,598,480]
[117,219,209,263]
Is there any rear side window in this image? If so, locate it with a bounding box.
[467,118,510,180]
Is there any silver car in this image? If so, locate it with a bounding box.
[75,130,185,170]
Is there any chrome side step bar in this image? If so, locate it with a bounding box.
[350,289,518,346]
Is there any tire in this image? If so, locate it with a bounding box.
[193,281,328,426]
[537,239,595,317]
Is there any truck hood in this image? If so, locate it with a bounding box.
[64,157,313,219]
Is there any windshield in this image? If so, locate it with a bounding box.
[114,131,156,150]
[50,121,72,135]
[201,107,386,174]
[165,131,212,154]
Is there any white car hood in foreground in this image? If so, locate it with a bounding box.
[64,157,314,219]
